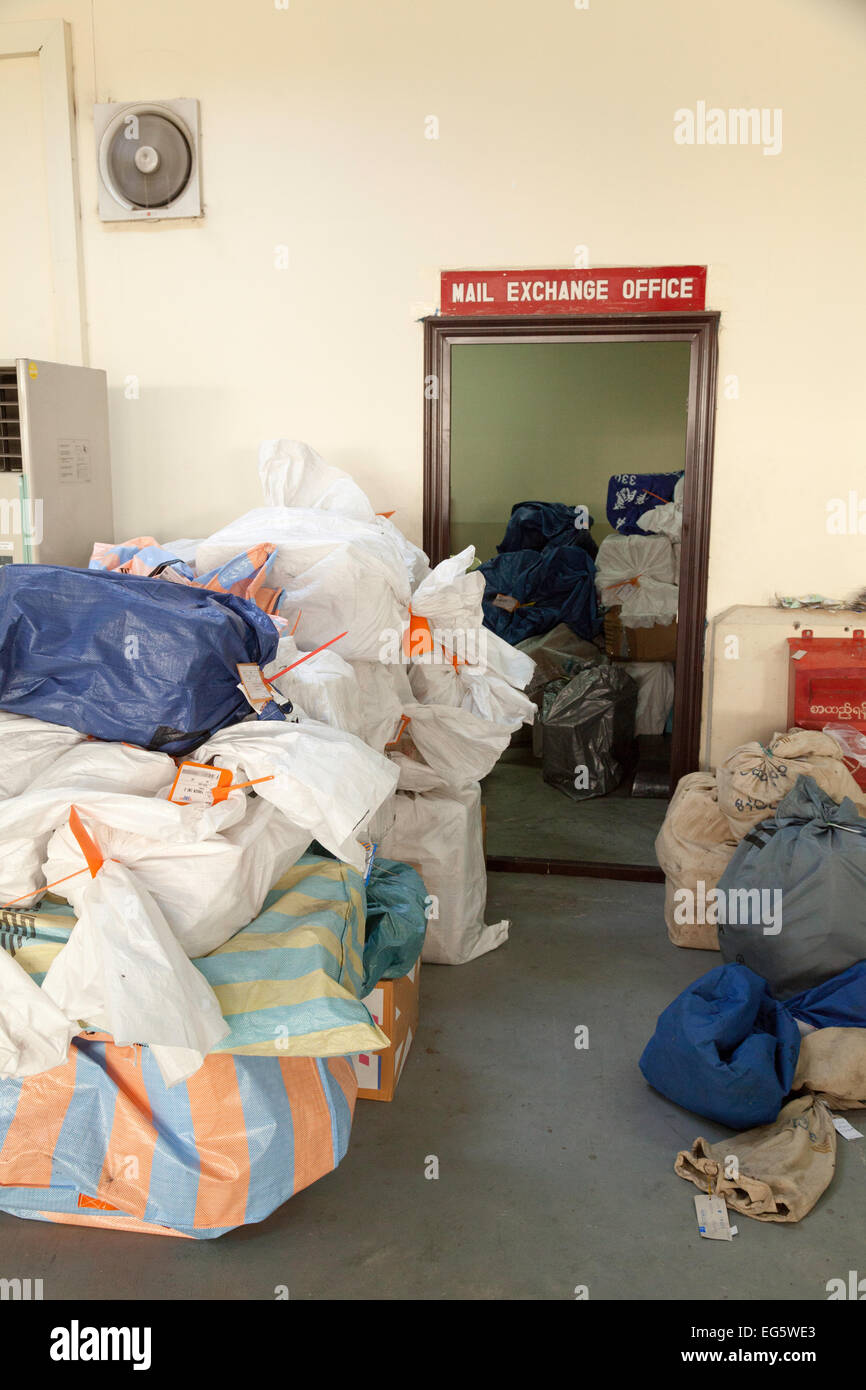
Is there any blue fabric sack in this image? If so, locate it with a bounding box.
[0,564,278,754]
[786,961,866,1030]
[639,963,801,1129]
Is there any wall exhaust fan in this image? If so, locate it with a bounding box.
[94,99,202,222]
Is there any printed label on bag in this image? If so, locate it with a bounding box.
[236,662,273,713]
[168,761,232,805]
[694,1193,735,1240]
[492,593,519,612]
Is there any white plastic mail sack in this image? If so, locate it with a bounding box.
[595,534,678,627]
[0,712,85,800]
[409,660,535,731]
[0,945,77,1078]
[376,515,431,589]
[399,702,517,788]
[353,660,413,753]
[378,783,507,965]
[411,548,485,641]
[43,795,308,957]
[196,507,411,661]
[0,741,177,908]
[637,476,684,539]
[42,859,229,1087]
[258,438,376,521]
[482,627,536,691]
[622,661,675,735]
[194,718,399,871]
[264,635,365,739]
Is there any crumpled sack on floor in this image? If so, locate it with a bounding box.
[716,727,866,840]
[639,963,801,1129]
[792,1027,866,1108]
[674,1095,836,1224]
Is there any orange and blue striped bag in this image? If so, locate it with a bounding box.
[0,1033,356,1238]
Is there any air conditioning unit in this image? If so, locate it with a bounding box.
[94,99,202,222]
[0,360,113,567]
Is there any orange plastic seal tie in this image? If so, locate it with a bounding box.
[269,631,348,681]
[403,612,433,660]
[0,866,90,910]
[214,774,275,798]
[376,510,395,518]
[68,806,104,878]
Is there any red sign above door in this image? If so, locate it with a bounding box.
[439,266,706,316]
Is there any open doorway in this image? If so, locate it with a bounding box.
[423,312,719,880]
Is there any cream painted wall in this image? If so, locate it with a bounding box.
[1,0,865,639]
[0,53,56,360]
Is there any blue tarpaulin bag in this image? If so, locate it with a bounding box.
[479,546,600,644]
[496,501,598,560]
[606,471,683,534]
[639,963,801,1129]
[0,564,279,754]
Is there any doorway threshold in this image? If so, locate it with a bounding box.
[486,854,664,882]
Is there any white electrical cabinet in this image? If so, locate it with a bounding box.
[0,359,113,568]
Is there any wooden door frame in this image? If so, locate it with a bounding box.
[422,310,719,879]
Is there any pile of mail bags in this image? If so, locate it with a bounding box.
[0,438,533,1232]
[655,728,866,949]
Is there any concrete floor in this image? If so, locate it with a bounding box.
[3,872,862,1300]
[483,747,668,863]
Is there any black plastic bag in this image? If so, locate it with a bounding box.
[541,664,637,800]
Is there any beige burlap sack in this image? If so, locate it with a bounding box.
[675,1095,836,1224]
[655,772,738,950]
[716,727,866,841]
[793,1028,866,1109]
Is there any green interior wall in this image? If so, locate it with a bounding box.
[449,340,691,561]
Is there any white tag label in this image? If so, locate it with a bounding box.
[791,649,807,660]
[832,1115,864,1141]
[237,663,272,712]
[169,763,227,805]
[492,593,519,612]
[694,1193,735,1241]
[58,438,92,485]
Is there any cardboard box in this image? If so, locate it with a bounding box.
[604,607,678,662]
[352,958,421,1101]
